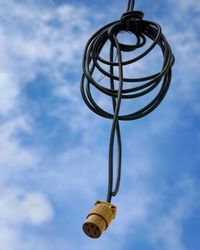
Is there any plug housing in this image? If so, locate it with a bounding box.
[82,200,117,238]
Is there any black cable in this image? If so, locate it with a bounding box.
[80,3,175,203]
[126,0,135,12]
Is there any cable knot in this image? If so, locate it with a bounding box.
[121,10,144,22]
[121,11,144,34]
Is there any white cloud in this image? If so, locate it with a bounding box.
[168,30,200,99]
[150,178,199,250]
[0,72,19,115]
[0,0,199,250]
[0,1,96,249]
[170,0,200,11]
[39,146,108,202]
[0,116,37,185]
[0,226,21,250]
[0,187,54,225]
[0,0,91,116]
[0,187,54,250]
[163,1,200,105]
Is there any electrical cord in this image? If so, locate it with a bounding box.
[126,0,135,12]
[80,0,175,203]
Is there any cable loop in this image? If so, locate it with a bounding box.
[121,11,144,21]
[80,8,175,203]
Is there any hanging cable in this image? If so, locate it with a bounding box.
[81,0,175,238]
[126,0,135,11]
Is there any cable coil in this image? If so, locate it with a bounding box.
[80,0,175,203]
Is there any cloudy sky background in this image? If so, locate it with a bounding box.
[0,0,200,249]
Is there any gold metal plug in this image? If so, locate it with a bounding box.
[82,200,117,239]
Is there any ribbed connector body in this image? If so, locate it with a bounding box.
[82,201,117,238]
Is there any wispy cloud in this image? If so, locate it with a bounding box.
[150,178,199,250]
[0,116,36,184]
[0,0,98,249]
[0,187,54,250]
[0,187,53,225]
[0,0,199,249]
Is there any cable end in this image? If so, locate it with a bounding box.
[82,200,117,239]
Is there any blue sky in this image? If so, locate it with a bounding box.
[0,0,200,249]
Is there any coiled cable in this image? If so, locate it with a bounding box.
[80,0,175,203]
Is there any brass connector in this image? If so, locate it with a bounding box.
[82,200,117,239]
